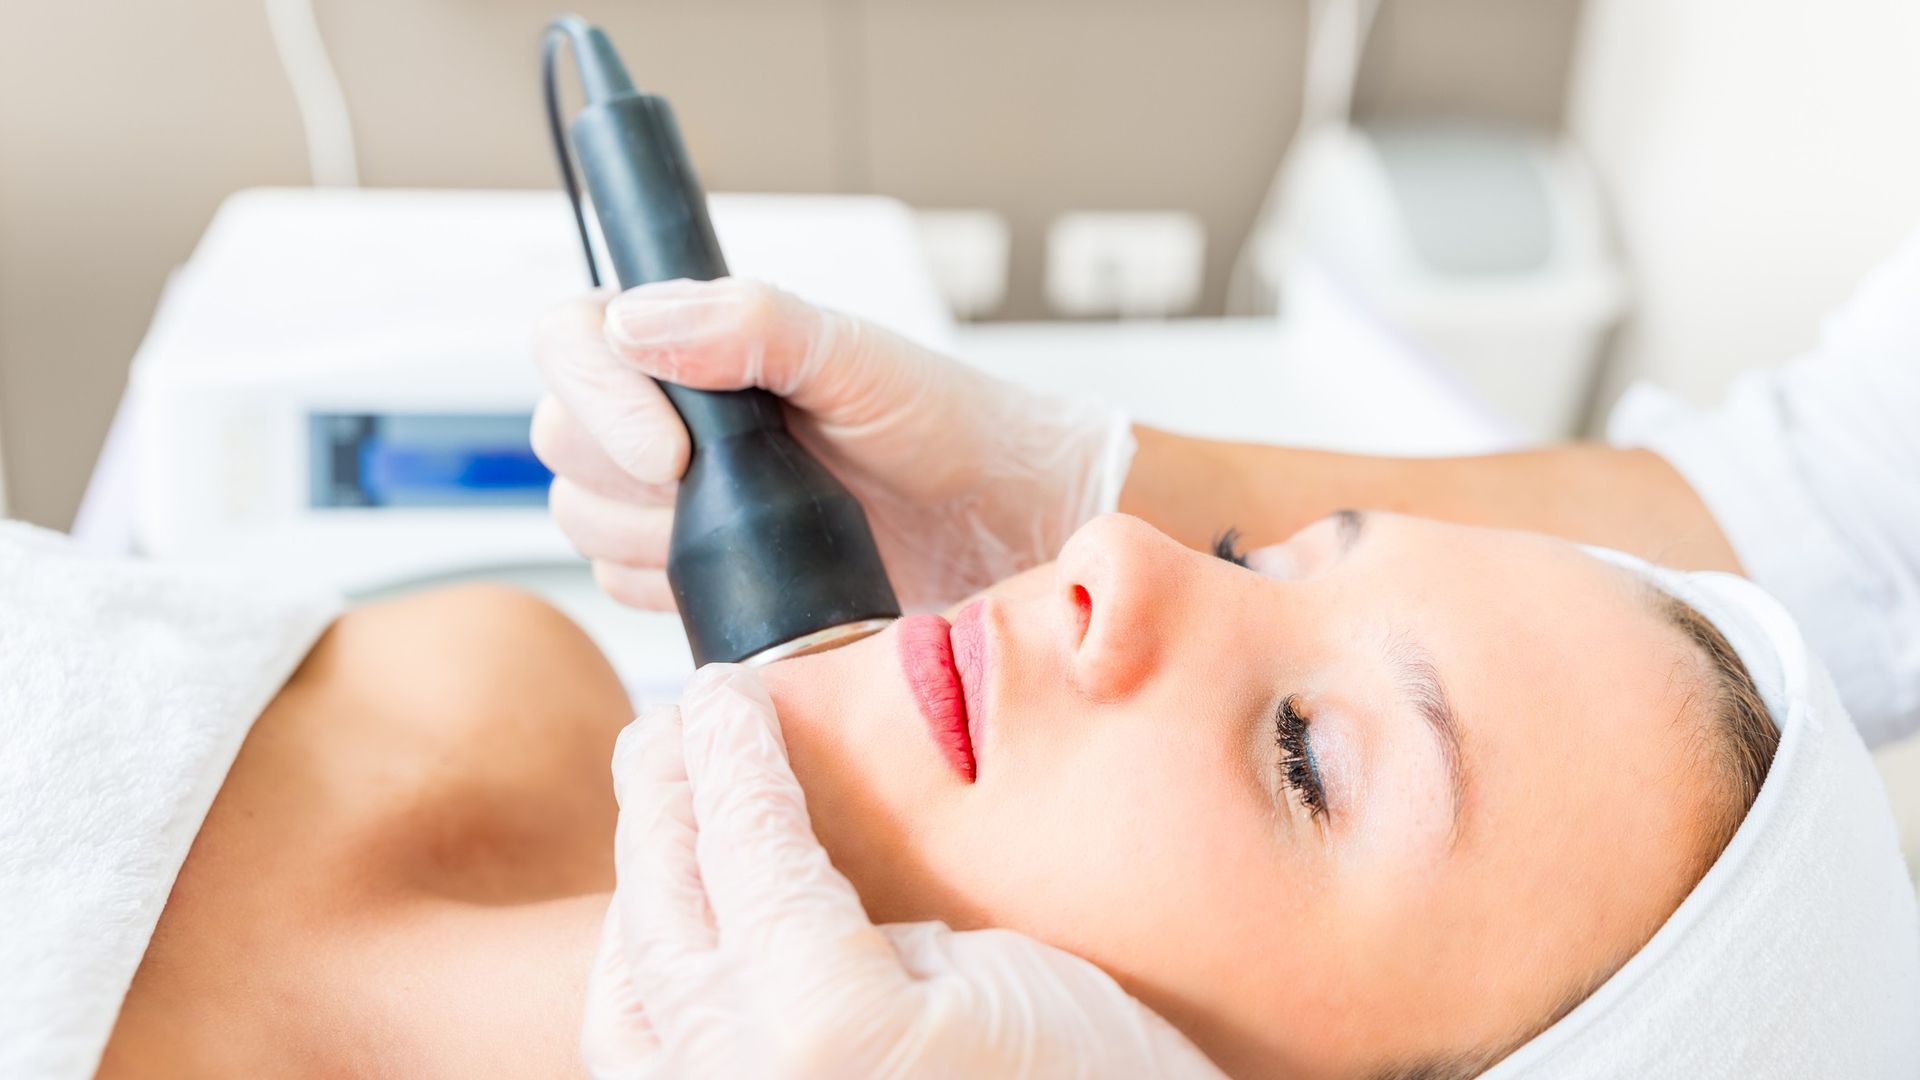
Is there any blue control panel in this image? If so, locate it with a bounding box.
[309,413,553,508]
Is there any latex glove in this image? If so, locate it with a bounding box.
[579,664,1224,1079]
[531,280,1133,611]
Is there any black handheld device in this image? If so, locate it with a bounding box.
[541,16,900,665]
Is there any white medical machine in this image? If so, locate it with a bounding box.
[113,188,951,697]
[128,188,953,592]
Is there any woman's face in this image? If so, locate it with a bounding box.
[760,513,1720,1077]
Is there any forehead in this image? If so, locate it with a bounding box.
[1342,516,1713,838]
[1375,517,1668,694]
[1384,517,1713,869]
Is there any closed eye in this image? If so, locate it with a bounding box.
[1277,695,1329,822]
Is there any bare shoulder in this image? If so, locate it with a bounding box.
[98,584,631,1078]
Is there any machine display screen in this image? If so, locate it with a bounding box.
[309,413,553,508]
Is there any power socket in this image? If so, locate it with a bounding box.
[913,209,1012,320]
[1045,211,1207,318]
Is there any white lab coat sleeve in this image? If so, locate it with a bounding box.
[1608,230,1920,748]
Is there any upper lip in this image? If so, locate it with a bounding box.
[950,600,990,765]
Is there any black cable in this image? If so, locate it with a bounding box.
[542,23,601,288]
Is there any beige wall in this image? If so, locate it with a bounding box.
[0,0,1580,530]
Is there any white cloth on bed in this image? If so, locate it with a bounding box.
[1487,552,1920,1078]
[0,522,341,1080]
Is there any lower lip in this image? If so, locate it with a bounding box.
[896,612,977,781]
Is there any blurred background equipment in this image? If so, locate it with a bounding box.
[1233,0,1624,439]
[262,0,359,188]
[1251,121,1623,440]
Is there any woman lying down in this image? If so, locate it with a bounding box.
[2,508,1914,1078]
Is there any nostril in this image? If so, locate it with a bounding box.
[1070,584,1092,643]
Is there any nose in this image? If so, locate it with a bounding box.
[1053,514,1193,702]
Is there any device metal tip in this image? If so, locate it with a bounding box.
[742,618,896,666]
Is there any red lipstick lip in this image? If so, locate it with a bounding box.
[896,613,976,781]
[949,601,990,762]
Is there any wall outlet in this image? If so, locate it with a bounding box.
[1045,211,1206,318]
[913,209,1012,320]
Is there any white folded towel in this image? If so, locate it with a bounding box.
[0,522,341,1079]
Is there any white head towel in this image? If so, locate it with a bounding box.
[0,523,342,1079]
[1487,552,1920,1078]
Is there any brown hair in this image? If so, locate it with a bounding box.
[1373,590,1780,1080]
[1653,592,1779,872]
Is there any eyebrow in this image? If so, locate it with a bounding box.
[1385,632,1467,843]
[1297,510,1467,838]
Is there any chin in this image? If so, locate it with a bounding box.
[752,629,984,926]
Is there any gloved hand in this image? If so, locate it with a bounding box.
[531,280,1133,611]
[579,664,1224,1079]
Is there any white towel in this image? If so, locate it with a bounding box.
[0,522,341,1080]
[1487,553,1920,1078]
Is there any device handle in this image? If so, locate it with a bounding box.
[569,93,783,441]
[543,16,901,665]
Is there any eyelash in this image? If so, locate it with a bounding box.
[1212,528,1249,568]
[1276,696,1330,821]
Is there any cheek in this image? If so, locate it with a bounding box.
[927,695,1298,1007]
